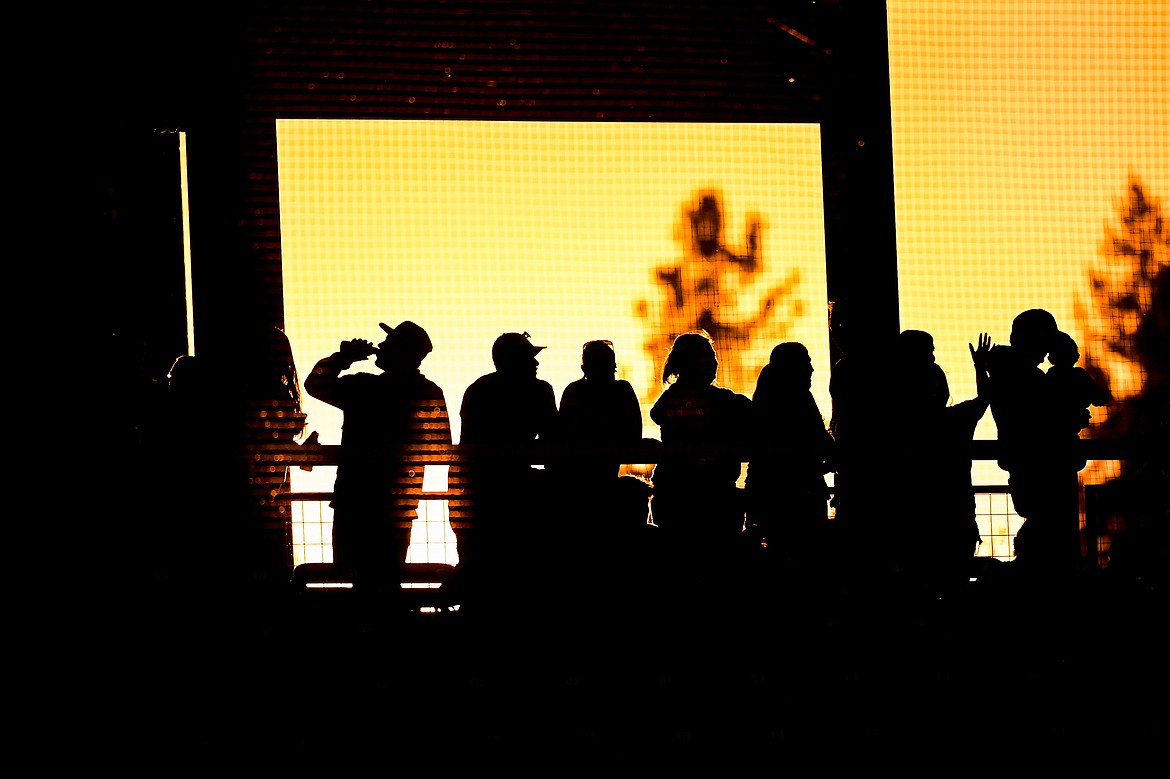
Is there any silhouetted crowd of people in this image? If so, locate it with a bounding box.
[279,306,1116,631]
[122,295,1141,643]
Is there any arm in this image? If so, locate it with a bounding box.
[620,381,645,444]
[969,333,992,401]
[428,390,453,447]
[302,339,376,409]
[535,381,559,442]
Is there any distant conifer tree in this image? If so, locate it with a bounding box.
[1075,175,1168,456]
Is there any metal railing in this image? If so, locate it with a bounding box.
[255,438,1154,585]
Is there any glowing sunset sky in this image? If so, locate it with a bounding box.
[272,1,1168,562]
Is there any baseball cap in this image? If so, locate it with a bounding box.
[492,331,545,365]
[379,321,433,355]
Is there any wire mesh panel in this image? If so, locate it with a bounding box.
[974,489,1022,562]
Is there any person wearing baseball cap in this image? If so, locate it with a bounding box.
[377,320,433,364]
[490,331,546,374]
[462,331,554,446]
[304,320,451,616]
[454,331,556,614]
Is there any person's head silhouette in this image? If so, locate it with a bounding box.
[896,329,949,407]
[492,331,545,377]
[376,320,433,371]
[1010,309,1059,367]
[581,340,617,381]
[767,342,814,390]
[662,331,718,385]
[897,330,936,363]
[1047,330,1080,368]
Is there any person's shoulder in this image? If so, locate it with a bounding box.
[461,372,495,400]
[989,344,1013,357]
[949,395,988,415]
[414,373,446,398]
[649,384,675,411]
[713,384,750,402]
[653,382,681,399]
[560,377,588,397]
[986,344,1014,369]
[615,379,640,399]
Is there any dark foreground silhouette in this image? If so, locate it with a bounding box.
[120,318,1165,761]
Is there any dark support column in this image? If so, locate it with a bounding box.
[819,0,901,364]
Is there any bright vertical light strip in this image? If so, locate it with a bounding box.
[179,130,196,356]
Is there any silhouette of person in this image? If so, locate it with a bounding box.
[142,325,310,608]
[893,330,949,406]
[142,353,234,600]
[546,339,645,620]
[887,329,950,587]
[238,325,310,583]
[745,342,835,591]
[552,339,644,489]
[828,300,897,588]
[456,331,558,615]
[986,309,1081,574]
[649,331,753,599]
[895,331,992,603]
[303,321,451,612]
[1046,330,1111,472]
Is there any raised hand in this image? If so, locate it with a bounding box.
[969,333,992,369]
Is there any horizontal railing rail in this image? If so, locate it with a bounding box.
[256,437,1155,468]
[266,437,1154,576]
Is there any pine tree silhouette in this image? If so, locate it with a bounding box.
[1075,175,1168,455]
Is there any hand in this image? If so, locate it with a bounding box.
[969,333,992,369]
[338,339,377,360]
[298,430,320,471]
